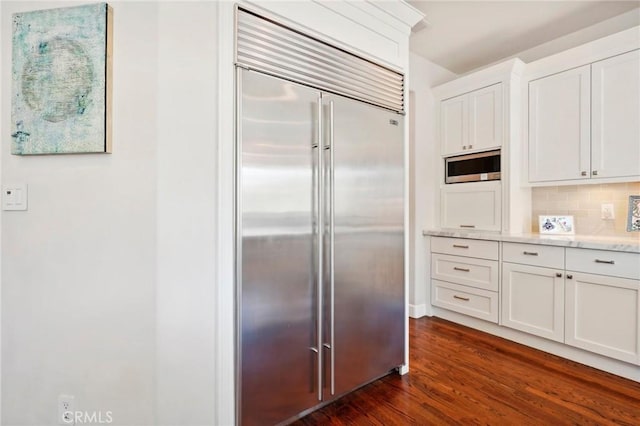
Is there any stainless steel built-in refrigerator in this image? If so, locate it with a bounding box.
[236,8,405,426]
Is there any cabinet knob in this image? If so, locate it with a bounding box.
[468,144,473,149]
[462,145,467,150]
[581,171,587,176]
[592,170,598,176]
[567,274,573,279]
[556,273,562,278]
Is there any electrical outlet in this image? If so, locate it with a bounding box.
[601,203,615,220]
[58,395,75,425]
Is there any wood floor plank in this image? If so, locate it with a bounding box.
[292,317,640,425]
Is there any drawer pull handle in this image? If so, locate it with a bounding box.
[567,274,573,279]
[556,273,562,278]
[595,259,615,265]
[523,251,539,256]
[453,295,470,301]
[452,244,469,249]
[460,225,476,228]
[453,267,470,272]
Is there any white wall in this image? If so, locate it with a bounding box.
[155,2,218,425]
[2,2,158,424]
[515,7,639,65]
[1,1,220,425]
[407,53,455,318]
[439,7,640,83]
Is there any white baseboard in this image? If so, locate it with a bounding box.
[409,303,429,318]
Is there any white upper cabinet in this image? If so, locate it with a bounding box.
[591,50,640,179]
[441,83,503,156]
[526,39,640,185]
[528,65,591,183]
[441,95,468,156]
[469,84,503,152]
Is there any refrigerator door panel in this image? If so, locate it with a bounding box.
[324,95,405,396]
[239,69,320,426]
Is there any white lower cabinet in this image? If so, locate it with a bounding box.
[501,242,565,342]
[501,263,565,342]
[565,272,640,365]
[430,237,499,323]
[430,236,640,368]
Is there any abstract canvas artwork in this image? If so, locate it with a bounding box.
[11,3,112,155]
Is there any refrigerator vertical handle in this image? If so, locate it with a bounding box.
[315,95,324,402]
[328,100,335,396]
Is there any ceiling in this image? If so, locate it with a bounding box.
[409,1,640,74]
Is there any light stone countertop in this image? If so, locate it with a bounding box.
[422,229,640,253]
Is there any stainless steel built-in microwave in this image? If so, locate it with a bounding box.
[445,149,501,184]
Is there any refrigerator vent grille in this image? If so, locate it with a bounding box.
[236,8,405,113]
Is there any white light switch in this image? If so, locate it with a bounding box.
[2,184,28,211]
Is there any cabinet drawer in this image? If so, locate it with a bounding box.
[432,254,499,291]
[502,242,564,269]
[566,248,640,280]
[431,236,499,260]
[432,279,498,323]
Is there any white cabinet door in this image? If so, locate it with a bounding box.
[502,263,565,342]
[441,84,503,156]
[441,95,467,155]
[591,50,640,179]
[529,65,591,182]
[440,181,501,231]
[565,272,640,364]
[469,83,502,152]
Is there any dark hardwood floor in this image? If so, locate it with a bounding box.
[293,317,640,425]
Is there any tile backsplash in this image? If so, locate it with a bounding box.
[531,182,640,238]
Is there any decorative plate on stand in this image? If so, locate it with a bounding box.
[539,215,575,235]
